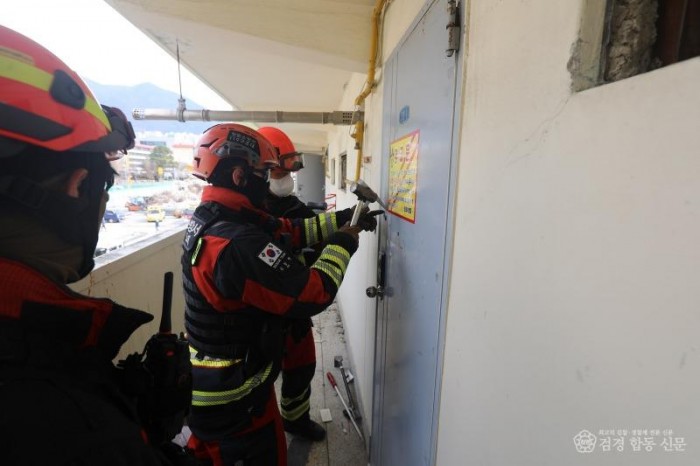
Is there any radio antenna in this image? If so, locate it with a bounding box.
[175,39,186,121]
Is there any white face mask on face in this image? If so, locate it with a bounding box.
[269,174,295,197]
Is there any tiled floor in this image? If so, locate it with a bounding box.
[281,304,368,466]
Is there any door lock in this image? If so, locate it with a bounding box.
[366,286,385,299]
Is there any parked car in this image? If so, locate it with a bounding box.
[103,210,122,223]
[146,205,165,222]
[125,196,147,211]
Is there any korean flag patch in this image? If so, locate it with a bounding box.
[258,242,285,268]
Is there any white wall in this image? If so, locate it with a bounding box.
[71,230,187,360]
[326,72,376,433]
[437,0,700,465]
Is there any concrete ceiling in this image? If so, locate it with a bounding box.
[105,0,375,153]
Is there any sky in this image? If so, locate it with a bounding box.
[3,0,232,110]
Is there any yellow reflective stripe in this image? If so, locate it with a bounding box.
[323,245,350,274]
[191,358,240,368]
[0,54,110,129]
[84,94,110,129]
[318,213,328,241]
[0,54,51,91]
[319,213,336,241]
[304,217,318,245]
[280,387,309,407]
[311,261,342,288]
[189,346,241,368]
[281,401,310,421]
[329,212,339,233]
[191,237,203,265]
[281,399,311,421]
[191,362,273,406]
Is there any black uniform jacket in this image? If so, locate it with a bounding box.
[182,187,357,439]
[0,258,171,466]
[186,186,356,321]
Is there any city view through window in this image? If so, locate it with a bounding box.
[97,132,205,259]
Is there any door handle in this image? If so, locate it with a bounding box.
[366,285,385,299]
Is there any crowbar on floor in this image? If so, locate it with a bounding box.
[327,372,363,440]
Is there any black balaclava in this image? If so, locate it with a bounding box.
[238,170,270,208]
[0,146,115,280]
[210,159,270,209]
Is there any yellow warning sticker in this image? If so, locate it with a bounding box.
[387,130,419,223]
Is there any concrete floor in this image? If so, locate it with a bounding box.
[281,304,368,466]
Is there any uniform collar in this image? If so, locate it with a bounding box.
[0,258,153,360]
[201,186,259,212]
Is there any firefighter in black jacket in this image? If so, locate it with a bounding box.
[182,123,373,465]
[0,25,192,465]
[259,126,326,441]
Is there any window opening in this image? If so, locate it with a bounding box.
[331,158,336,186]
[340,152,347,191]
[570,0,700,90]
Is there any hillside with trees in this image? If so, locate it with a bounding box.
[85,79,220,134]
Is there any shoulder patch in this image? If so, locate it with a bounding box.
[257,242,293,271]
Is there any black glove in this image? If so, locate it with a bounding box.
[327,228,359,255]
[158,442,202,466]
[335,207,354,226]
[357,209,382,232]
[335,206,382,232]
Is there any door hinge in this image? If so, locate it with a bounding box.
[446,0,461,57]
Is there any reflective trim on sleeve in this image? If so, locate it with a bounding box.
[191,361,274,406]
[304,217,318,245]
[318,213,336,241]
[311,261,342,288]
[322,245,351,274]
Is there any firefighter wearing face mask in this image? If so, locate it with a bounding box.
[258,126,327,441]
[182,123,377,465]
[0,25,195,466]
[261,127,315,218]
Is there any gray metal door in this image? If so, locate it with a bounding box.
[295,153,325,204]
[371,1,459,465]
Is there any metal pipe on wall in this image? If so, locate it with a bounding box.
[132,108,362,126]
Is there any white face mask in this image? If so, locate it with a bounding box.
[269,174,295,197]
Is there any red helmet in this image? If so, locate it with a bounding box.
[0,25,134,157]
[258,126,304,172]
[193,123,279,181]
